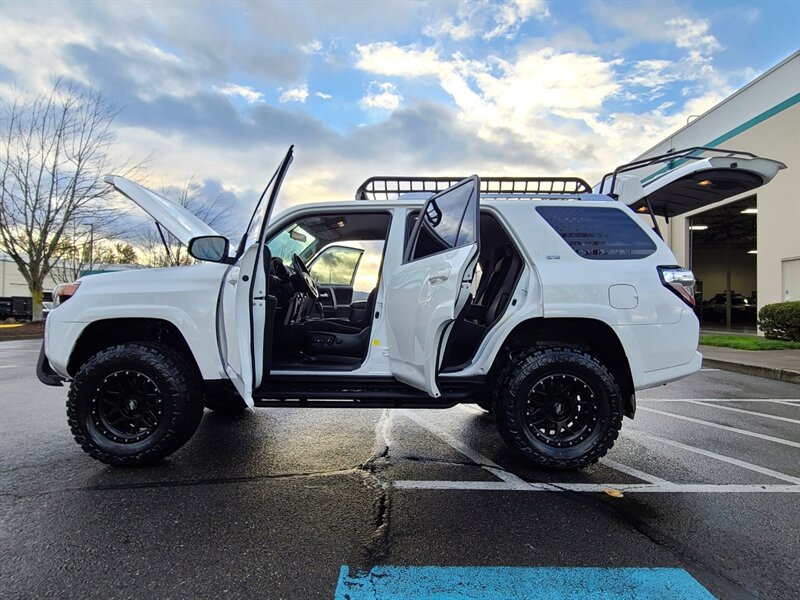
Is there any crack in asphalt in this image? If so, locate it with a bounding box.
[355,410,393,565]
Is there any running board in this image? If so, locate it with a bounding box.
[253,375,486,407]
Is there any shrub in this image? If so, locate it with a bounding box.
[758,301,800,341]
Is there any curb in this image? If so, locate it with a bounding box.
[702,357,800,385]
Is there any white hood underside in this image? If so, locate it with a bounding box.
[105,175,219,246]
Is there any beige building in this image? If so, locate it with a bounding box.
[632,51,799,329]
[0,253,59,299]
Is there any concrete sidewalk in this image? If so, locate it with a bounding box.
[700,345,800,384]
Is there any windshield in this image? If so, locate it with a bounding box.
[267,224,318,264]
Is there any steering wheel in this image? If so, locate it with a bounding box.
[292,253,319,299]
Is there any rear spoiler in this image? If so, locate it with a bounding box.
[356,176,592,200]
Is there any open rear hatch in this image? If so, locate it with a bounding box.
[598,147,786,218]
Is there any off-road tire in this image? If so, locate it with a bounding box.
[204,390,248,413]
[67,343,205,466]
[493,346,622,470]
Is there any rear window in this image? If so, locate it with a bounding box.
[536,206,657,260]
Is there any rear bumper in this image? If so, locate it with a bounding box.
[615,307,701,391]
[634,350,703,390]
[36,341,64,386]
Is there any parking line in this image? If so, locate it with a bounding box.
[394,480,800,493]
[406,407,799,493]
[768,400,800,407]
[400,410,534,489]
[684,400,800,424]
[638,407,800,448]
[0,365,21,369]
[425,408,670,487]
[626,430,800,484]
[598,458,670,484]
[640,398,800,402]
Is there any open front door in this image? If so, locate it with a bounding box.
[219,147,293,405]
[385,176,480,398]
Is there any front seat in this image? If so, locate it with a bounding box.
[300,288,378,357]
[302,288,377,334]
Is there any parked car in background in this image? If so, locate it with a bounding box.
[702,292,757,323]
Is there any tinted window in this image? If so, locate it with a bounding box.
[410,178,477,261]
[536,206,657,260]
[455,192,477,247]
[309,245,363,286]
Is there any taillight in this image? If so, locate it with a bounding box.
[53,282,81,307]
[658,266,695,307]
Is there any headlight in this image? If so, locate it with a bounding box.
[53,282,81,307]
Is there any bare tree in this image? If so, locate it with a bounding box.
[0,80,136,320]
[49,231,140,284]
[138,176,233,267]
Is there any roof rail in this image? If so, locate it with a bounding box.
[355,176,592,200]
[598,146,759,196]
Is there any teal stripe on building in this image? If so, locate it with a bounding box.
[641,93,800,184]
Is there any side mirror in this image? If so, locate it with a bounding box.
[188,235,230,263]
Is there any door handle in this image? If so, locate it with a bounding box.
[428,268,451,283]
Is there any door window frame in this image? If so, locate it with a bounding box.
[404,176,480,264]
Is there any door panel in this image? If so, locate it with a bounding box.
[385,176,480,398]
[219,146,294,403]
[309,244,363,318]
[316,285,354,319]
[385,244,477,396]
[220,243,268,405]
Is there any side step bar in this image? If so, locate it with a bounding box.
[252,375,486,408]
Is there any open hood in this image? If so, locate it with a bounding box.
[599,149,786,218]
[105,175,219,246]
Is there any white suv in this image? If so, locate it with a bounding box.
[37,146,784,469]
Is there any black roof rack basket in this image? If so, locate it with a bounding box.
[355,176,592,200]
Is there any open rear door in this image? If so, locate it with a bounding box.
[218,147,293,405]
[384,176,480,398]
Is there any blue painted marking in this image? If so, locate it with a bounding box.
[334,565,716,599]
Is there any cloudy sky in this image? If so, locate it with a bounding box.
[1,0,798,232]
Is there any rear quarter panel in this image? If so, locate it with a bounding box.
[487,200,699,387]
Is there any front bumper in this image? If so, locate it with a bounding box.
[36,341,65,386]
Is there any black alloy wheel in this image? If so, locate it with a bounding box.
[68,343,205,466]
[494,346,623,469]
[93,370,165,444]
[524,373,598,449]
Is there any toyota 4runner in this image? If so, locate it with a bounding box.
[37,146,785,469]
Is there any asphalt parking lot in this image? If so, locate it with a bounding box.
[1,338,798,599]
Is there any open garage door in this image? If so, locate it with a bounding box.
[689,197,759,332]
